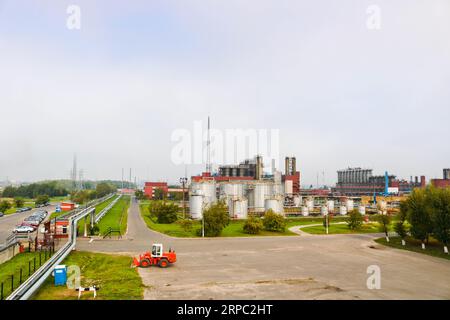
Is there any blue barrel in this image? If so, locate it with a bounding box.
[54,265,67,286]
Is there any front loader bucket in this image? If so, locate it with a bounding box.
[132,257,140,268]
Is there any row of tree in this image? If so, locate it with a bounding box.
[397,186,450,253]
[1,181,68,198]
[70,182,117,204]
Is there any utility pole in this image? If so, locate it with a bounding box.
[179,177,188,219]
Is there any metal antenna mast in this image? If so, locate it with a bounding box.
[206,116,211,174]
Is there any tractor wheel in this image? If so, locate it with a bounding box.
[140,258,151,268]
[158,259,169,268]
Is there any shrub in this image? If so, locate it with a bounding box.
[243,216,263,234]
[198,201,229,237]
[0,200,12,213]
[347,209,363,230]
[377,214,392,241]
[178,219,194,232]
[263,210,286,232]
[149,201,179,224]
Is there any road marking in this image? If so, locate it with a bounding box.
[89,238,94,243]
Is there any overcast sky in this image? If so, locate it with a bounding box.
[0,0,449,186]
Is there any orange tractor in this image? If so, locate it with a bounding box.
[133,244,177,268]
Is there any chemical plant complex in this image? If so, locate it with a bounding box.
[142,155,450,221]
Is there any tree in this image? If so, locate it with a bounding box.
[405,188,433,249]
[0,200,12,213]
[71,190,90,204]
[263,209,286,232]
[14,197,25,208]
[377,213,391,242]
[153,188,165,200]
[149,201,179,224]
[35,195,50,206]
[347,209,363,230]
[430,188,450,254]
[135,189,147,200]
[178,219,194,232]
[243,216,263,234]
[96,182,115,198]
[200,201,229,237]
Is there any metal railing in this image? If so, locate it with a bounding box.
[57,193,115,220]
[94,194,122,223]
[5,205,96,300]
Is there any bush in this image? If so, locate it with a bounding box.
[199,201,229,237]
[377,213,392,240]
[243,216,263,234]
[35,195,50,205]
[14,197,25,208]
[149,201,179,224]
[263,210,286,232]
[89,223,100,235]
[347,209,363,230]
[0,200,12,213]
[178,219,194,232]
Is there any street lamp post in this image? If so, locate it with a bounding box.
[179,177,188,219]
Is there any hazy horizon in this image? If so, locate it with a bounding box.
[1,1,449,186]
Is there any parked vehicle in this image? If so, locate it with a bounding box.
[21,220,39,227]
[14,225,35,233]
[0,212,4,217]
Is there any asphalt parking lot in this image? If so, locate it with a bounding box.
[77,200,450,300]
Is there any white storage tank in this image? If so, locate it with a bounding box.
[301,206,309,216]
[284,180,293,195]
[321,205,328,216]
[264,198,284,214]
[327,200,335,213]
[219,183,244,200]
[253,183,267,210]
[228,198,248,219]
[346,199,354,212]
[189,194,203,220]
[306,199,314,211]
[293,195,302,207]
[340,205,347,215]
[201,181,217,205]
[358,205,366,215]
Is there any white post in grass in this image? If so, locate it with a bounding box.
[422,242,426,250]
[401,239,406,246]
[444,246,448,254]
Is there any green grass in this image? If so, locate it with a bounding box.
[97,196,130,235]
[32,251,144,300]
[138,203,349,237]
[49,196,69,203]
[300,222,384,234]
[375,236,450,261]
[77,195,119,235]
[0,251,52,298]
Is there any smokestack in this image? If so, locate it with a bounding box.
[420,176,426,188]
[285,157,289,176]
[292,157,296,174]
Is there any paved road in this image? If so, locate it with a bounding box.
[77,198,450,300]
[0,205,56,243]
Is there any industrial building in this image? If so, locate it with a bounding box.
[189,155,300,219]
[431,169,450,188]
[144,182,169,199]
[333,167,425,196]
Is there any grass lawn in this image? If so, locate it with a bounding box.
[77,195,119,235]
[300,222,384,234]
[139,203,352,237]
[0,251,52,299]
[97,196,130,235]
[375,236,450,261]
[32,251,144,300]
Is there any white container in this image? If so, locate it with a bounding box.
[284,180,293,195]
[321,205,328,216]
[264,198,284,214]
[306,199,314,211]
[189,194,203,220]
[340,205,347,215]
[346,199,354,212]
[358,205,366,215]
[228,198,248,219]
[327,200,335,213]
[301,206,309,216]
[293,195,302,207]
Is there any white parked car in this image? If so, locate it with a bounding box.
[14,225,35,233]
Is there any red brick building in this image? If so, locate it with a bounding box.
[144,182,169,199]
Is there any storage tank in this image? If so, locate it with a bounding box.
[306,199,314,211]
[339,206,347,215]
[358,205,366,215]
[219,183,244,200]
[189,195,203,220]
[346,199,354,212]
[228,198,248,219]
[321,205,328,216]
[327,200,335,213]
[264,197,284,214]
[284,180,293,195]
[378,200,387,214]
[201,181,217,205]
[293,195,302,207]
[301,206,309,216]
[253,183,268,211]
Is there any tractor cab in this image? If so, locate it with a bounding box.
[151,244,163,257]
